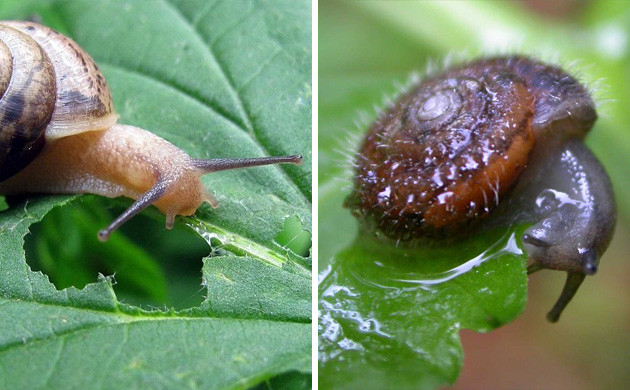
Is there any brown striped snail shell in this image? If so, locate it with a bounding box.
[0,21,301,241]
[347,56,616,322]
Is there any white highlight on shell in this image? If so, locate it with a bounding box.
[377,186,392,204]
[417,89,460,121]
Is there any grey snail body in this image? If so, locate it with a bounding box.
[0,21,301,241]
[346,56,616,322]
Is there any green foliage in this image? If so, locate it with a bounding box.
[0,0,311,388]
[319,230,528,388]
[319,0,630,388]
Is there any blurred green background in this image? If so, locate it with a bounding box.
[319,0,630,388]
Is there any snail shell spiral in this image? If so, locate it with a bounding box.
[0,21,116,181]
[348,56,597,240]
[0,20,302,242]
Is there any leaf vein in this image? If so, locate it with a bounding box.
[42,335,66,388]
[191,1,221,27]
[236,49,284,93]
[162,0,309,200]
[0,317,309,356]
[163,0,254,133]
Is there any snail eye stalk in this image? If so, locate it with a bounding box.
[346,55,615,322]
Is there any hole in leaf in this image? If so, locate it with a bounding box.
[24,195,210,310]
[274,215,312,257]
[251,371,310,389]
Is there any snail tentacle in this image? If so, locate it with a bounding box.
[192,155,303,172]
[98,178,170,242]
[347,55,616,322]
[97,154,304,240]
[0,21,301,241]
[547,273,586,323]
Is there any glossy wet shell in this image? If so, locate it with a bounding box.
[348,56,596,240]
[0,21,118,180]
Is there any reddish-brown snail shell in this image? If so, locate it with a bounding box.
[0,21,302,241]
[347,56,616,322]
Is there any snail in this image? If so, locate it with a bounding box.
[0,21,302,241]
[346,56,616,322]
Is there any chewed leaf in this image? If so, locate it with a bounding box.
[0,0,311,387]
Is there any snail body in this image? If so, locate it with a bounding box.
[347,56,616,322]
[0,21,301,240]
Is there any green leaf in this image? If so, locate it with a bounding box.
[0,0,311,387]
[319,230,527,388]
[319,0,628,388]
[198,254,311,322]
[27,196,169,302]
